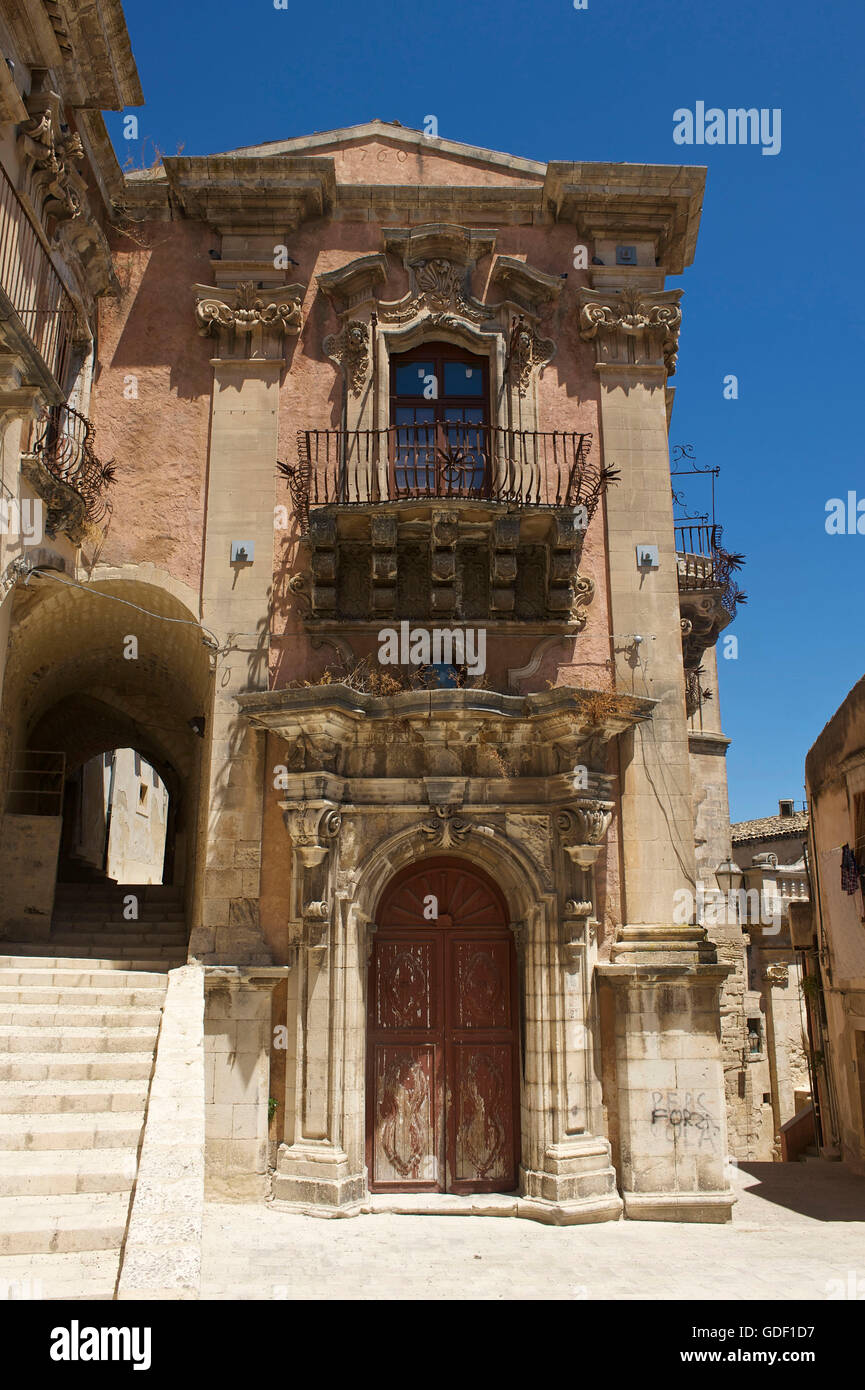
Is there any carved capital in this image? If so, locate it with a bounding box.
[578,285,682,375]
[281,801,341,868]
[764,964,789,987]
[194,280,305,344]
[557,802,614,859]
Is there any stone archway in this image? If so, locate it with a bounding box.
[366,856,520,1194]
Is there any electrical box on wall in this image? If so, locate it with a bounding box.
[636,544,659,570]
[230,541,254,563]
[616,245,637,265]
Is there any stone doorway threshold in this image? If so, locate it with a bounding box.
[366,1191,623,1224]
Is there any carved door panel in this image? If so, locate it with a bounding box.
[367,859,519,1194]
[446,936,517,1193]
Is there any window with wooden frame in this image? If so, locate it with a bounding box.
[389,342,490,498]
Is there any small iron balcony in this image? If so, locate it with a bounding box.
[0,160,80,393]
[285,425,603,532]
[30,404,115,526]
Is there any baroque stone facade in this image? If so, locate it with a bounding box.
[0,59,747,1226]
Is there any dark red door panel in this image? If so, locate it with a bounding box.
[368,859,519,1195]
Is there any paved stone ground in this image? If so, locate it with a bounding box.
[201,1162,865,1301]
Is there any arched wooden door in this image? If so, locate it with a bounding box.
[366,858,519,1194]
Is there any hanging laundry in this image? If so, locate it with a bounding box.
[841,843,860,894]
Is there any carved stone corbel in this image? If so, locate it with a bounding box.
[562,899,593,966]
[323,319,370,397]
[17,89,86,225]
[508,318,556,396]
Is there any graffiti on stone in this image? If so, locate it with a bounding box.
[650,1090,720,1149]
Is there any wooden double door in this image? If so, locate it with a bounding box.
[367,858,519,1194]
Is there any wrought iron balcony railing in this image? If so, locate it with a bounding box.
[0,160,79,391]
[30,404,115,524]
[675,522,745,619]
[286,424,601,532]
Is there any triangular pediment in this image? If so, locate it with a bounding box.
[209,120,546,186]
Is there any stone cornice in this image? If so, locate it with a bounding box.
[159,155,336,232]
[544,163,705,274]
[239,682,654,740]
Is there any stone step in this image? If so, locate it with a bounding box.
[0,1148,138,1196]
[45,935,187,949]
[0,1025,159,1054]
[0,1078,149,1114]
[0,953,180,971]
[0,984,165,1007]
[0,1053,155,1082]
[0,1111,144,1151]
[0,1247,119,1299]
[0,1192,130,1256]
[0,965,170,988]
[0,1005,163,1029]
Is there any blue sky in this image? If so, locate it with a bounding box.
[103,0,865,823]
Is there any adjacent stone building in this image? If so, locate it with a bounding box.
[800,678,865,1174]
[728,801,811,1160]
[0,0,754,1231]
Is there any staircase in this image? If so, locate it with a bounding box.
[0,882,187,1299]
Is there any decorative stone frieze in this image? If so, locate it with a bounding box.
[578,284,682,375]
[419,806,472,848]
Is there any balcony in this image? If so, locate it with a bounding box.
[22,404,115,542]
[0,160,81,396]
[285,426,609,627]
[675,522,745,714]
[287,425,600,533]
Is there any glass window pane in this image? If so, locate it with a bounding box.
[444,361,483,396]
[395,362,434,396]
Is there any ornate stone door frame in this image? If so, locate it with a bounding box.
[271,812,623,1224]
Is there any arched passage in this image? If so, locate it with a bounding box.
[0,574,212,940]
[366,856,520,1195]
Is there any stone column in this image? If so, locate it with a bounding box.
[580,273,733,1220]
[190,276,304,964]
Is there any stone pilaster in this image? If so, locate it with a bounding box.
[190,273,306,964]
